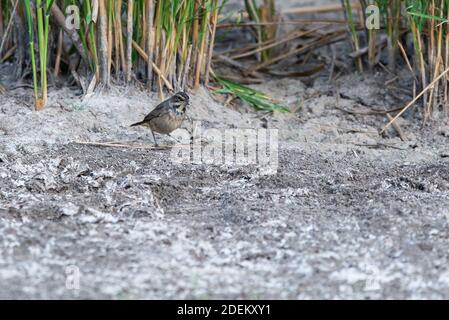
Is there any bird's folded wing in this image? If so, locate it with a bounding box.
[143,104,170,122]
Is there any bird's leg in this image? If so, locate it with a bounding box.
[151,130,159,146]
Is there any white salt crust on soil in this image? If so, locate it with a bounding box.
[2,0,449,299]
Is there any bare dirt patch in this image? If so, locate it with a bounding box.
[1,58,449,298]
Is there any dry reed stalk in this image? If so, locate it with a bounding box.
[205,0,219,86]
[425,1,444,120]
[341,0,363,72]
[113,0,120,76]
[118,0,126,73]
[0,0,19,58]
[107,0,113,81]
[191,0,200,86]
[126,0,134,83]
[139,1,147,76]
[381,66,449,134]
[146,0,154,89]
[54,30,63,77]
[75,140,182,150]
[0,0,3,40]
[157,30,166,98]
[98,0,109,85]
[0,45,15,62]
[152,0,162,90]
[182,44,193,90]
[245,0,263,62]
[132,40,173,92]
[51,4,87,62]
[443,6,449,114]
[194,6,211,88]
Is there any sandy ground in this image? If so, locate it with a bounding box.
[1,60,449,299]
[2,0,449,300]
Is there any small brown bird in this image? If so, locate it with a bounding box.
[131,91,190,146]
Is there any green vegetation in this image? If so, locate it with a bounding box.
[2,0,449,118]
[1,0,220,109]
[342,0,449,121]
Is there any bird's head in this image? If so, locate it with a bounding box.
[172,91,190,111]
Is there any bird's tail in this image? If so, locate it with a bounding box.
[130,121,144,127]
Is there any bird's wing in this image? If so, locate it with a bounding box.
[143,102,171,122]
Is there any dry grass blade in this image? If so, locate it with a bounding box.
[74,140,188,150]
[381,66,449,134]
